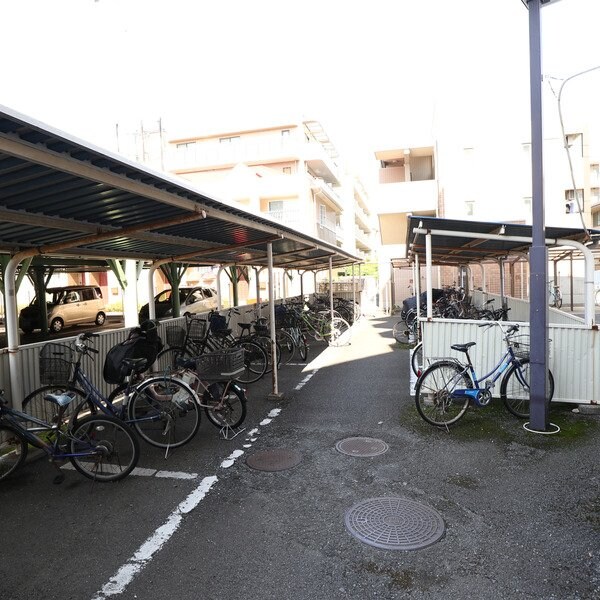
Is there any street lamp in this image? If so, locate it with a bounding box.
[521,0,563,432]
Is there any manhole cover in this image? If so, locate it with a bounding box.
[246,449,302,472]
[335,437,389,457]
[345,497,445,550]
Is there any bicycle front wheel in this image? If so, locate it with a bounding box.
[155,346,189,373]
[203,382,247,429]
[415,361,472,427]
[328,317,351,347]
[69,415,139,482]
[0,425,28,481]
[22,384,93,430]
[127,377,200,448]
[276,329,296,365]
[411,341,424,377]
[500,358,555,419]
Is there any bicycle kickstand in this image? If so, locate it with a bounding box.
[220,425,246,441]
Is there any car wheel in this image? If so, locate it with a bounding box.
[50,318,64,333]
[95,312,106,326]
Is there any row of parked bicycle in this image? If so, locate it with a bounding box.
[393,288,554,430]
[0,296,358,485]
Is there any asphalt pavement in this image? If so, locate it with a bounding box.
[1,315,599,600]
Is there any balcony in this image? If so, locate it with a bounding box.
[354,227,373,251]
[376,179,438,215]
[169,137,301,170]
[266,209,307,234]
[310,176,344,211]
[354,203,371,231]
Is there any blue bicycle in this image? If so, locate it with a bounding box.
[23,333,200,450]
[415,323,555,427]
[0,388,139,483]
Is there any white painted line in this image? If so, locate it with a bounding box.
[221,449,244,469]
[155,470,198,480]
[91,476,218,600]
[259,418,273,426]
[294,370,318,390]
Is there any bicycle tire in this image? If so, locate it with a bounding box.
[555,294,562,309]
[69,415,139,482]
[411,341,424,377]
[276,329,296,365]
[500,358,555,419]
[0,425,28,481]
[415,360,472,427]
[155,346,189,373]
[328,317,351,347]
[203,382,247,429]
[393,321,413,345]
[127,376,200,448]
[22,384,94,430]
[231,340,267,384]
[252,334,281,373]
[298,332,309,361]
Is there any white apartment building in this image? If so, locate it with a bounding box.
[166,120,376,262]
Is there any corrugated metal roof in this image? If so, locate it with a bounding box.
[405,215,600,266]
[0,105,360,271]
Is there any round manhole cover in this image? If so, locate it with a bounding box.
[246,449,302,472]
[345,497,445,551]
[335,437,389,457]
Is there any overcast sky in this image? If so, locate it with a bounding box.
[1,0,599,181]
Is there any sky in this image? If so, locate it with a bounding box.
[1,0,599,183]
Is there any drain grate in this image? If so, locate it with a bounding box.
[335,437,389,457]
[345,497,445,551]
[246,449,302,472]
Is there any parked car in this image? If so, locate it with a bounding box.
[19,285,106,334]
[138,286,219,321]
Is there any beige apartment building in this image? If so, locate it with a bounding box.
[374,124,600,310]
[167,120,375,263]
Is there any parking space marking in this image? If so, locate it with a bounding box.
[91,400,285,600]
[61,464,199,480]
[294,369,318,390]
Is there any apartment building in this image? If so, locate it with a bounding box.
[166,120,376,260]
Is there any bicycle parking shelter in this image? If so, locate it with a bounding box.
[0,105,361,406]
[401,215,600,413]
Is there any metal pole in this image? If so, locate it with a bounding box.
[267,243,281,398]
[329,256,334,321]
[528,0,549,431]
[425,233,433,318]
[415,255,421,319]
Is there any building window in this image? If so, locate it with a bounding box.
[176,142,195,150]
[566,133,583,157]
[465,201,474,216]
[319,204,326,225]
[523,196,532,212]
[219,136,240,144]
[591,164,599,187]
[593,211,600,227]
[281,129,290,137]
[592,188,600,206]
[565,189,584,213]
[282,166,291,174]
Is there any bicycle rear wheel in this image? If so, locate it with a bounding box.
[69,415,139,482]
[22,384,93,430]
[500,358,555,419]
[415,361,472,427]
[0,425,28,481]
[127,376,200,448]
[328,317,351,347]
[155,346,189,373]
[203,382,247,429]
[232,341,267,384]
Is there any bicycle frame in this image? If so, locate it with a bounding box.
[448,346,520,407]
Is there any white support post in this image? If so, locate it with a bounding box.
[267,243,282,399]
[5,254,25,409]
[425,232,433,318]
[415,254,421,319]
[123,259,139,327]
[329,256,334,321]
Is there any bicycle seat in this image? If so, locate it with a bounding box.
[451,342,476,353]
[43,392,77,407]
[123,357,148,372]
[213,328,232,337]
[238,323,252,331]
